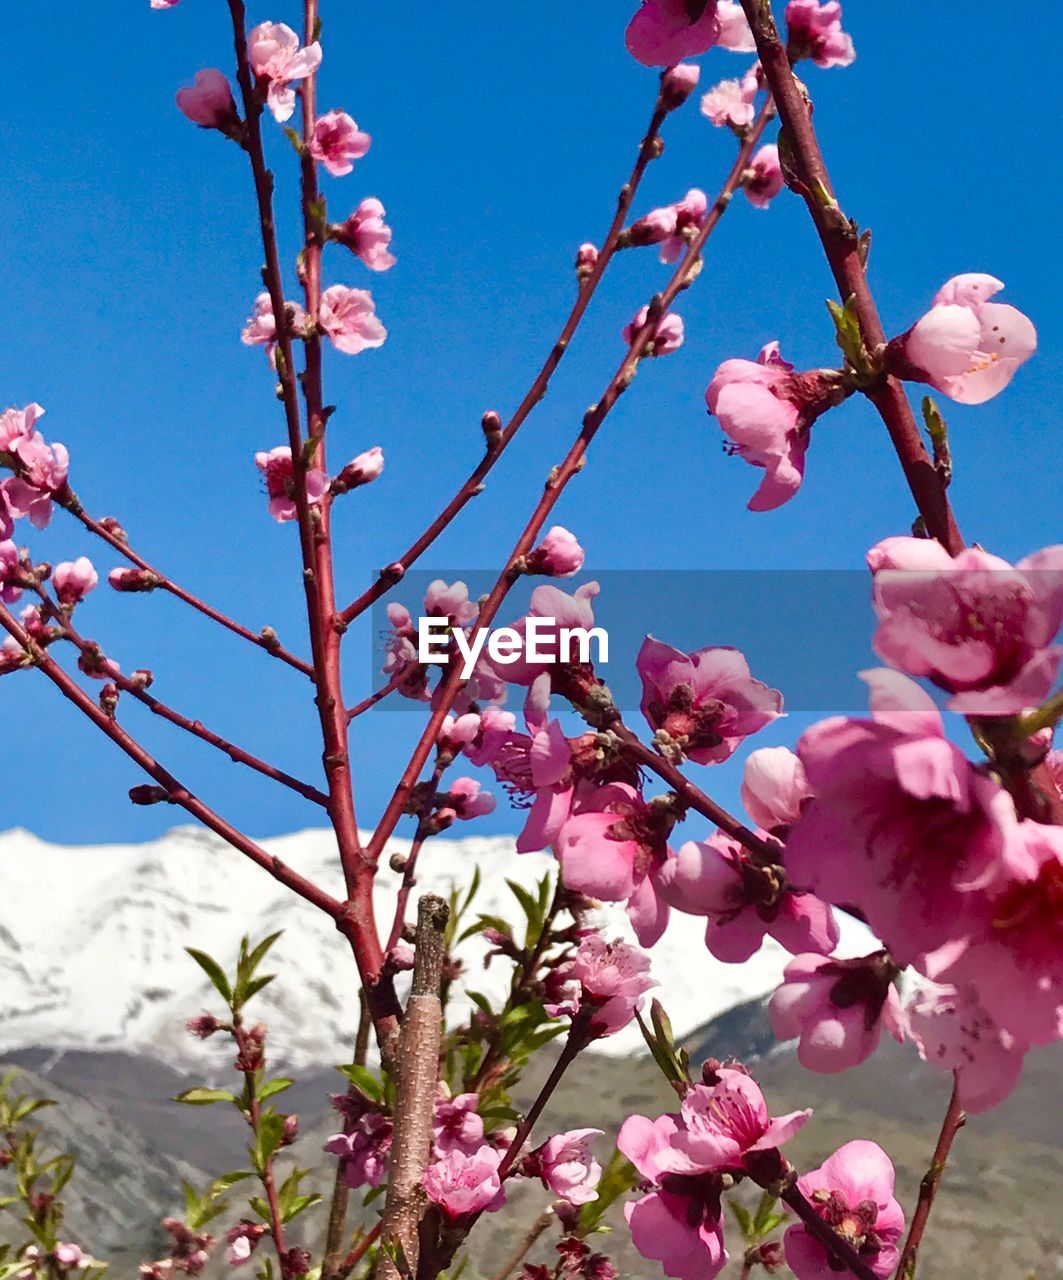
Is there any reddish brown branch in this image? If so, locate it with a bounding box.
[777,1183,880,1280]
[894,1077,966,1279]
[738,0,963,554]
[59,498,313,678]
[336,91,675,629]
[365,102,776,865]
[0,601,345,921]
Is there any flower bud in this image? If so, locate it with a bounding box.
[575,243,599,282]
[130,785,171,806]
[109,567,161,593]
[330,446,384,495]
[661,62,701,111]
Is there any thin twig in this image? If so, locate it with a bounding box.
[894,1076,966,1279]
[738,0,963,554]
[323,994,374,1280]
[486,1210,553,1280]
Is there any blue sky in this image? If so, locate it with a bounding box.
[1,2,1057,846]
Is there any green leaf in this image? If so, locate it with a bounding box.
[282,1194,322,1223]
[173,1088,239,1107]
[185,948,233,1004]
[244,932,283,977]
[253,1113,288,1170]
[752,1190,780,1235]
[258,1078,294,1102]
[728,1197,755,1242]
[335,1064,385,1105]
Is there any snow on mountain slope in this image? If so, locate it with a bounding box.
[0,825,872,1067]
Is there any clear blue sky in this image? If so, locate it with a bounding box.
[1,2,1057,845]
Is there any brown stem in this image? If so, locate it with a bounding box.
[365,102,776,865]
[36,588,328,807]
[239,1034,289,1275]
[894,1077,966,1279]
[336,89,675,629]
[0,601,345,920]
[738,0,963,554]
[322,993,373,1280]
[376,896,450,1280]
[486,1209,553,1280]
[226,0,394,1061]
[59,498,313,677]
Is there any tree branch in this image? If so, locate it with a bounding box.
[894,1076,966,1279]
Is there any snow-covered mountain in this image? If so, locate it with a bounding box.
[0,825,871,1068]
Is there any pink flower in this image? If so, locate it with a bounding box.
[743,144,784,208]
[740,746,811,833]
[557,782,673,946]
[701,72,758,128]
[660,832,839,962]
[526,526,585,577]
[658,189,709,264]
[436,777,496,824]
[424,579,477,626]
[618,1069,807,1279]
[176,69,238,132]
[151,0,179,7]
[318,285,387,355]
[486,581,601,689]
[531,1129,603,1205]
[52,558,98,606]
[247,22,322,123]
[1,426,70,529]
[784,1,855,69]
[623,306,684,356]
[423,1146,505,1220]
[433,1090,485,1157]
[333,198,395,271]
[660,63,701,111]
[925,819,1063,1049]
[637,636,782,764]
[867,536,1063,715]
[331,446,384,494]
[893,274,1037,404]
[785,669,1017,966]
[785,1142,903,1280]
[324,1112,393,1189]
[241,292,306,365]
[226,1223,268,1269]
[626,0,720,67]
[545,933,655,1038]
[254,446,329,523]
[53,1245,85,1269]
[0,403,44,453]
[308,111,371,177]
[769,953,905,1073]
[716,1,756,50]
[706,341,846,511]
[906,981,1027,1113]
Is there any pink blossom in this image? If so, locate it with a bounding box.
[660,832,839,962]
[655,189,709,264]
[531,1129,603,1205]
[740,746,811,833]
[625,0,720,67]
[716,1,756,50]
[324,1113,393,1189]
[433,1090,485,1157]
[0,541,23,603]
[150,0,179,7]
[906,981,1027,1113]
[867,536,1063,714]
[575,243,599,280]
[623,305,684,356]
[769,953,905,1073]
[784,1,855,69]
[706,341,847,511]
[318,285,387,355]
[670,1068,810,1171]
[226,1223,268,1269]
[0,403,44,453]
[526,526,585,577]
[660,63,701,111]
[743,144,784,208]
[308,110,371,178]
[486,581,601,689]
[247,22,322,123]
[1,414,69,530]
[108,567,159,594]
[52,558,98,606]
[333,198,395,271]
[423,1146,505,1219]
[545,933,655,1037]
[785,1142,903,1280]
[53,1246,85,1269]
[462,704,517,767]
[437,776,496,824]
[241,292,306,365]
[785,669,1017,965]
[701,73,757,129]
[625,205,679,249]
[0,635,25,675]
[637,636,782,764]
[556,782,673,946]
[925,819,1063,1048]
[895,273,1036,404]
[176,69,238,132]
[331,446,384,494]
[424,579,477,626]
[254,446,329,523]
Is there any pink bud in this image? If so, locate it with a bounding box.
[52,557,98,606]
[661,62,701,110]
[331,447,384,495]
[623,306,685,357]
[176,69,240,134]
[575,243,599,282]
[526,526,585,578]
[109,567,161,593]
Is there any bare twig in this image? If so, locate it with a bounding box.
[894,1077,966,1279]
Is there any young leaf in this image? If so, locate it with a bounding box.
[185,947,233,1004]
[173,1088,239,1107]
